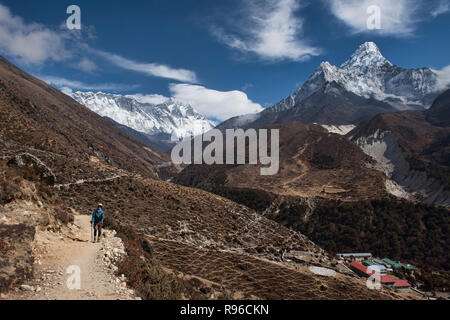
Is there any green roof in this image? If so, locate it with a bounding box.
[403,264,415,270]
[383,258,401,268]
[363,260,376,266]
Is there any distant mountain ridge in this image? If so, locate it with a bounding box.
[70,91,215,141]
[219,42,447,129]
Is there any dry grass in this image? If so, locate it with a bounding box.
[109,222,182,300]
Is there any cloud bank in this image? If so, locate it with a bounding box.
[0,4,70,64]
[326,0,449,37]
[434,65,450,91]
[0,4,198,83]
[211,0,320,62]
[169,84,263,121]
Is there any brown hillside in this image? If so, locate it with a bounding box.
[175,122,388,201]
[0,56,175,182]
[56,175,403,300]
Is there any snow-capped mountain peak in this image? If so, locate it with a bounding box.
[69,91,215,140]
[341,42,392,70]
[266,42,440,114]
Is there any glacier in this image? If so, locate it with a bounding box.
[69,91,216,140]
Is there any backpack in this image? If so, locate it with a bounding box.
[93,208,104,224]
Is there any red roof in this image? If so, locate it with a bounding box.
[350,261,368,273]
[394,280,411,288]
[380,275,396,284]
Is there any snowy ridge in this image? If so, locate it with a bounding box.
[268,42,441,113]
[70,91,215,140]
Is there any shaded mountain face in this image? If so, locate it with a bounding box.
[0,56,177,182]
[69,91,215,152]
[348,91,450,207]
[104,117,176,154]
[219,42,445,129]
[223,82,397,129]
[426,89,450,127]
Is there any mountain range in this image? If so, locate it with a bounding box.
[65,42,448,156]
[69,91,215,152]
[175,106,450,274]
[220,42,447,129]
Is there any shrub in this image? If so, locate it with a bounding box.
[53,207,75,224]
[109,222,182,300]
[311,152,339,170]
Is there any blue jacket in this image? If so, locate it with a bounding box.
[91,208,104,225]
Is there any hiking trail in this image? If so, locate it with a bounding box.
[8,214,140,300]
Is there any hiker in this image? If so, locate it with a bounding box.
[91,203,104,242]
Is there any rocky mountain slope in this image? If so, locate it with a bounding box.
[349,89,450,207]
[69,91,215,152]
[426,88,450,127]
[219,42,446,129]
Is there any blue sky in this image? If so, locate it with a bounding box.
[0,0,449,121]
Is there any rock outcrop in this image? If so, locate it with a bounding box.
[8,153,56,186]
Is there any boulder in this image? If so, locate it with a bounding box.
[8,153,56,186]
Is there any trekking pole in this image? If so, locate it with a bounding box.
[90,222,93,242]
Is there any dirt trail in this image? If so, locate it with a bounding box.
[54,174,126,189]
[9,215,139,300]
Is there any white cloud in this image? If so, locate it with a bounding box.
[169,84,263,121]
[0,4,70,64]
[125,93,170,105]
[431,0,450,17]
[91,49,198,83]
[211,0,321,61]
[41,75,139,92]
[326,0,449,37]
[0,4,198,82]
[77,58,98,73]
[327,0,419,36]
[433,65,450,91]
